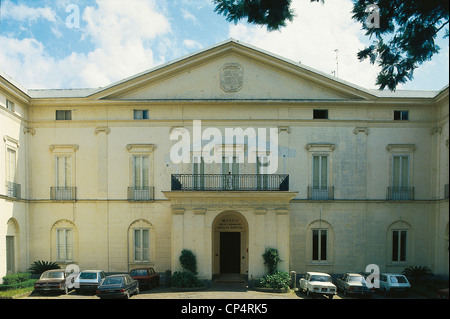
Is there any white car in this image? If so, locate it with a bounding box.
[378,273,411,296]
[299,272,337,299]
[74,270,106,294]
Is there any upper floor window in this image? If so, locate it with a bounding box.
[56,110,72,120]
[313,109,328,119]
[134,109,149,120]
[394,110,409,120]
[6,99,15,112]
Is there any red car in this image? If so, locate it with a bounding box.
[129,267,160,290]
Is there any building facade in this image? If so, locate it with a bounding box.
[1,40,448,283]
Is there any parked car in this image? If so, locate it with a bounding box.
[96,274,139,299]
[378,273,411,296]
[33,269,75,295]
[74,270,106,294]
[335,273,375,298]
[299,272,337,299]
[130,267,160,290]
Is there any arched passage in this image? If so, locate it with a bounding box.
[212,211,249,276]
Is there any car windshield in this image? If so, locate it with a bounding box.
[103,277,124,285]
[131,269,147,276]
[348,276,366,283]
[79,272,98,280]
[41,271,64,279]
[310,275,331,282]
[390,275,408,283]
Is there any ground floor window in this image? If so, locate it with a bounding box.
[134,229,150,262]
[312,229,327,261]
[56,228,73,262]
[392,230,407,262]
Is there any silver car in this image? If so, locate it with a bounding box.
[74,270,106,294]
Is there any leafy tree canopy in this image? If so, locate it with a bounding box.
[213,0,449,91]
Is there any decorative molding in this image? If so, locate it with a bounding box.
[278,126,292,134]
[220,63,243,92]
[353,127,370,135]
[193,208,206,215]
[126,144,157,152]
[305,143,336,152]
[49,144,79,152]
[431,127,442,135]
[23,127,36,136]
[170,126,187,134]
[254,208,267,215]
[3,135,20,148]
[172,208,185,215]
[95,127,111,135]
[386,144,416,153]
[275,207,289,215]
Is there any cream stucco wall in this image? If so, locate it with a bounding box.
[0,41,448,282]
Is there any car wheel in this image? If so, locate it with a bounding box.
[343,289,348,297]
[328,295,334,299]
[306,289,315,298]
[135,286,140,295]
[124,291,130,299]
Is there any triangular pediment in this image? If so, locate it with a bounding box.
[90,39,376,101]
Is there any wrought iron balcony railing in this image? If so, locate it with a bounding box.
[127,186,155,201]
[387,186,415,200]
[307,186,334,200]
[50,187,77,201]
[5,182,21,199]
[171,174,289,191]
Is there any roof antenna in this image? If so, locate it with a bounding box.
[334,49,339,77]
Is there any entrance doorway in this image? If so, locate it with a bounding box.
[220,232,240,273]
[212,211,248,276]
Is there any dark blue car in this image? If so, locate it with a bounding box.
[96,274,139,299]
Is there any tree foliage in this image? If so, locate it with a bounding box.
[212,0,449,91]
[352,0,449,91]
[213,0,296,31]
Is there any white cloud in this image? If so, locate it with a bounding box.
[0,0,172,89]
[228,0,381,89]
[2,0,57,22]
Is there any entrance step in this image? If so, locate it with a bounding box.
[213,274,247,284]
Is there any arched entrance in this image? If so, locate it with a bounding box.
[212,211,248,276]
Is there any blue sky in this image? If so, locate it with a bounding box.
[0,0,448,91]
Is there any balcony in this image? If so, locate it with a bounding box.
[307,186,334,200]
[5,182,21,199]
[127,186,155,201]
[50,187,77,201]
[387,186,415,200]
[171,174,289,191]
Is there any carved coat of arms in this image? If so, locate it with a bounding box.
[220,63,243,92]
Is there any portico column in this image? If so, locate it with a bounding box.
[171,208,185,273]
[276,208,289,272]
[193,208,209,280]
[251,208,267,276]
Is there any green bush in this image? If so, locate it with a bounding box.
[262,248,281,275]
[179,249,197,275]
[28,260,60,274]
[171,271,204,288]
[254,271,291,290]
[0,279,36,291]
[2,272,31,285]
[402,266,432,285]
